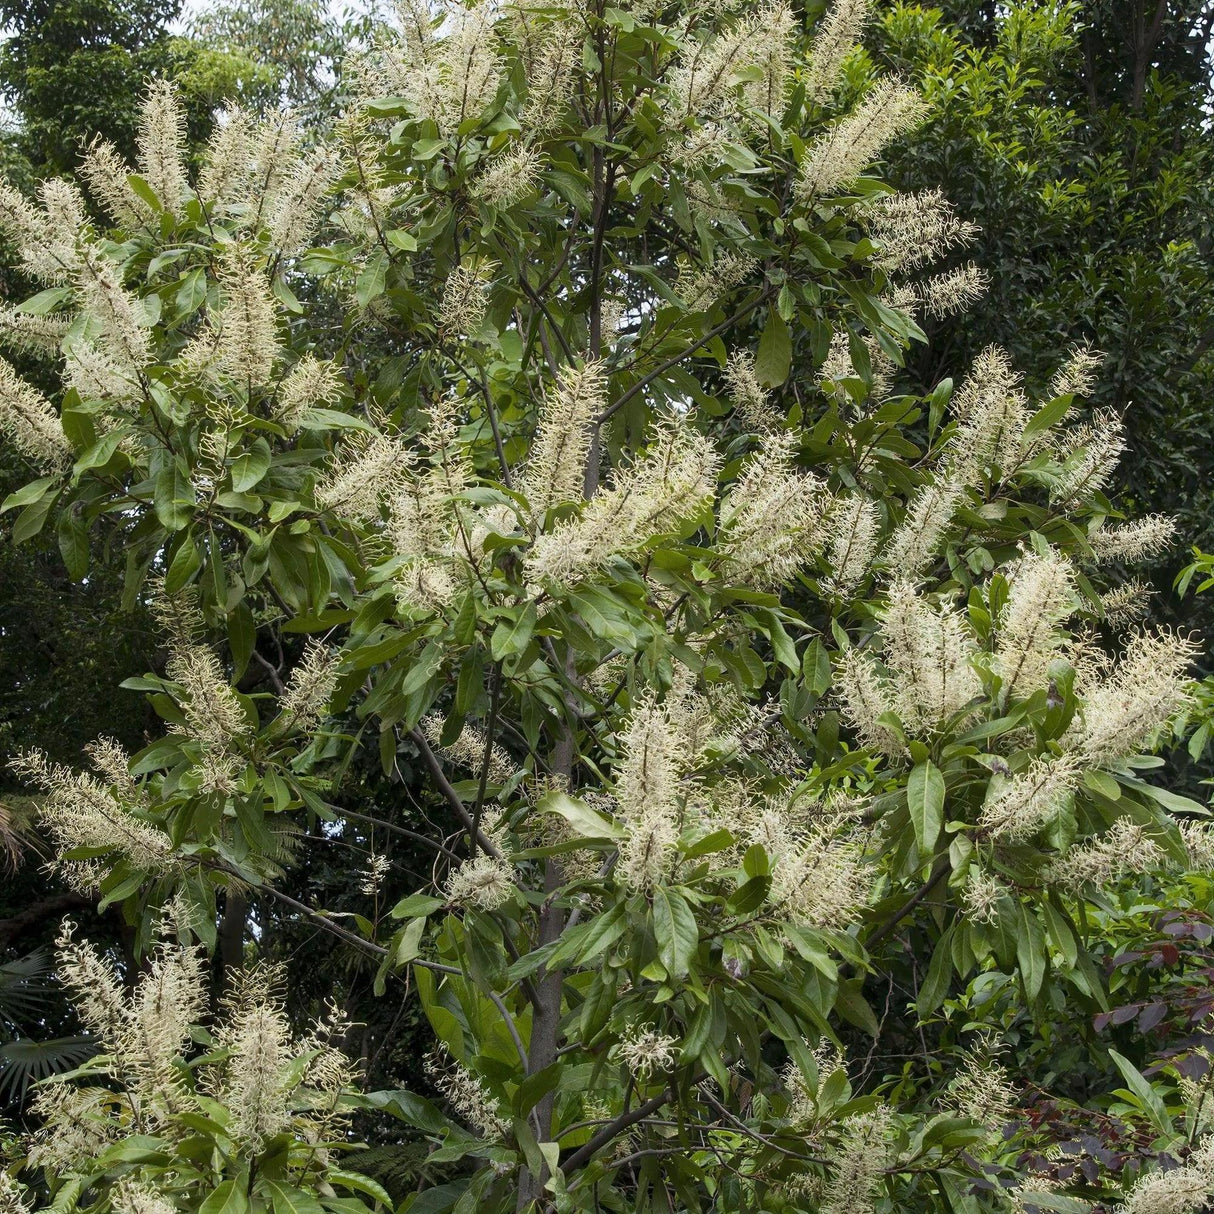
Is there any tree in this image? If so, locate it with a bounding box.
[0,0,1210,1211]
[875,2,1214,645]
[0,0,287,779]
[0,0,271,1114]
[0,0,263,176]
[185,0,349,115]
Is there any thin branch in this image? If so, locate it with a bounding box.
[595,286,775,426]
[330,805,464,864]
[490,990,529,1070]
[562,1088,677,1172]
[479,365,513,488]
[520,276,577,366]
[258,882,462,977]
[698,1089,822,1163]
[258,884,388,957]
[251,649,286,694]
[864,856,951,952]
[470,669,504,857]
[409,728,503,859]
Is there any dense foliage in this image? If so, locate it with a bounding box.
[877,1,1214,631]
[0,2,1212,1213]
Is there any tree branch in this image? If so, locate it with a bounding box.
[864,857,951,953]
[470,669,504,858]
[0,893,92,950]
[409,728,503,859]
[595,286,775,426]
[562,1088,679,1172]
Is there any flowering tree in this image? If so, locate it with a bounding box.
[0,1,1210,1212]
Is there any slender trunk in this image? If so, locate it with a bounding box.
[1131,0,1169,113]
[521,17,610,1203]
[215,890,247,1004]
[1082,27,1099,115]
[516,728,574,1210]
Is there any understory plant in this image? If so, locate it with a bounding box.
[0,0,1211,1211]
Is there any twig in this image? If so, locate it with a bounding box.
[409,728,503,859]
[563,1088,681,1172]
[865,857,951,952]
[595,287,775,426]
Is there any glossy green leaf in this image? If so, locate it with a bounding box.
[653,887,698,979]
[907,760,945,854]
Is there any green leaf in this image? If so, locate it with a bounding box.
[95,1139,173,1167]
[165,531,201,594]
[652,887,698,979]
[547,169,592,214]
[177,268,207,314]
[18,287,73,315]
[755,608,797,671]
[917,927,954,1016]
[199,1179,249,1214]
[390,894,446,919]
[907,760,945,854]
[230,440,272,493]
[46,1180,82,1214]
[356,252,388,309]
[743,843,770,878]
[1082,769,1120,800]
[319,1200,370,1214]
[227,601,256,680]
[393,915,427,967]
[684,829,734,859]
[297,408,376,433]
[1108,1049,1175,1137]
[272,276,304,314]
[802,638,832,696]
[379,725,397,777]
[548,902,628,967]
[516,1064,562,1118]
[1016,1194,1091,1214]
[398,1184,463,1214]
[154,457,195,531]
[12,491,57,542]
[386,229,418,251]
[1042,900,1078,969]
[927,377,953,441]
[538,790,623,841]
[755,309,791,387]
[455,649,484,716]
[834,979,880,1036]
[1016,904,1047,1002]
[783,925,838,980]
[1,476,56,513]
[490,603,536,660]
[1023,393,1075,439]
[57,507,89,580]
[329,1171,394,1210]
[729,874,770,914]
[361,1088,452,1135]
[264,1181,326,1214]
[72,430,124,477]
[399,640,444,698]
[126,173,163,211]
[1120,777,1208,817]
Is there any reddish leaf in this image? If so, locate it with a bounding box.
[1137,1003,1168,1032]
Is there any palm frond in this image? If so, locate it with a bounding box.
[0,799,26,869]
[0,1035,98,1106]
[0,950,54,1026]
